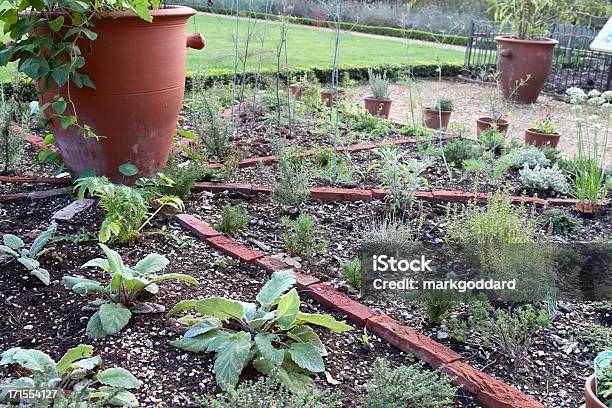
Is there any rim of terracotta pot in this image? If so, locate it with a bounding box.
[477,117,508,125]
[364,96,392,102]
[494,35,559,46]
[321,89,345,94]
[525,128,561,138]
[585,374,607,407]
[424,107,452,113]
[45,5,196,19]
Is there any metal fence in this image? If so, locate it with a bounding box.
[464,20,612,95]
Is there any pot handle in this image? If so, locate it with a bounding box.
[186,33,205,50]
[500,49,512,58]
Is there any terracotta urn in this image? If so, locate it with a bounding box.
[364,97,392,118]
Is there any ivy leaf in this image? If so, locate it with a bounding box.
[48,16,64,32]
[96,367,140,389]
[56,344,94,373]
[118,162,138,177]
[195,297,244,321]
[276,288,300,330]
[133,253,168,275]
[256,270,295,307]
[86,311,107,339]
[98,303,131,335]
[296,312,352,333]
[288,342,324,373]
[214,331,252,389]
[60,115,76,129]
[52,99,66,114]
[184,318,222,338]
[254,333,283,366]
[51,64,70,87]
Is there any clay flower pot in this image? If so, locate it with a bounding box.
[320,89,345,107]
[524,128,561,148]
[585,374,607,408]
[39,6,203,182]
[290,84,305,100]
[476,117,509,136]
[423,108,452,130]
[364,97,392,118]
[495,36,558,104]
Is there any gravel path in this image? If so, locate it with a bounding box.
[346,79,611,162]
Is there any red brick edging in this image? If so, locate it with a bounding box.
[174,212,545,408]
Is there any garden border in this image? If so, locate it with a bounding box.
[173,212,545,408]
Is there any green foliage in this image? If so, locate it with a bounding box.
[310,148,356,187]
[191,94,231,160]
[509,146,550,168]
[74,176,184,244]
[421,284,462,324]
[368,69,390,100]
[281,213,328,258]
[340,258,362,290]
[538,209,582,236]
[63,244,197,339]
[518,163,568,193]
[196,375,340,407]
[580,324,612,357]
[597,365,612,407]
[447,298,549,368]
[442,138,481,167]
[343,109,391,137]
[170,270,352,389]
[216,204,253,237]
[478,128,505,154]
[532,118,557,134]
[541,146,563,165]
[362,358,458,408]
[433,97,454,112]
[360,216,418,255]
[461,158,488,180]
[370,146,430,209]
[162,161,213,200]
[0,87,29,174]
[490,0,555,40]
[271,138,311,207]
[0,344,140,407]
[0,223,56,285]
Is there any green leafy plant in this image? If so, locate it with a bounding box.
[597,365,612,408]
[0,223,56,285]
[0,0,160,132]
[490,0,555,40]
[442,138,481,167]
[0,87,29,175]
[580,324,612,357]
[368,68,390,100]
[518,163,568,193]
[360,216,419,254]
[478,128,505,154]
[162,161,213,200]
[0,344,141,407]
[344,109,391,137]
[216,204,253,237]
[432,97,454,112]
[281,213,328,258]
[362,358,458,408]
[447,298,549,368]
[63,244,197,339]
[196,375,340,408]
[192,94,231,160]
[75,175,184,244]
[170,270,352,389]
[538,209,581,236]
[271,138,310,207]
[461,158,489,180]
[532,118,557,135]
[340,258,362,290]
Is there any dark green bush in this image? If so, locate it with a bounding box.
[442,138,481,167]
[538,209,582,236]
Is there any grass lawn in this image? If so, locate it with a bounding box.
[0,13,464,82]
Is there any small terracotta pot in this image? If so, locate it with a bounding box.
[364,97,392,118]
[524,128,560,148]
[476,117,509,136]
[585,374,607,408]
[290,84,305,100]
[495,36,558,104]
[320,89,345,107]
[576,200,597,214]
[423,108,452,130]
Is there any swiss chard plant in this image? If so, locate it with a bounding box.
[63,244,198,339]
[0,344,141,407]
[169,270,352,389]
[0,223,56,285]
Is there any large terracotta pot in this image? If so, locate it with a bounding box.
[476,117,509,136]
[39,6,203,182]
[290,84,305,100]
[524,128,560,148]
[423,108,452,130]
[364,97,392,118]
[320,89,345,107]
[585,374,607,408]
[495,36,558,104]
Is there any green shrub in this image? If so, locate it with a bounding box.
[271,139,311,207]
[538,209,582,236]
[216,204,253,236]
[442,138,481,167]
[281,213,328,258]
[340,258,362,290]
[0,88,29,174]
[162,162,213,199]
[192,94,230,160]
[597,365,612,406]
[478,128,505,154]
[509,146,550,169]
[461,158,488,180]
[433,97,454,111]
[542,146,563,165]
[362,358,458,408]
[518,164,568,193]
[580,324,612,357]
[360,216,418,255]
[421,284,461,324]
[448,299,549,368]
[368,68,390,99]
[170,270,352,389]
[344,109,390,136]
[195,376,340,408]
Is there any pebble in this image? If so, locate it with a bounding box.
[23,324,33,330]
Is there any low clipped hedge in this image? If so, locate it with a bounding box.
[195,5,468,46]
[5,63,462,100]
